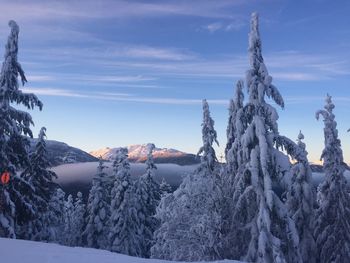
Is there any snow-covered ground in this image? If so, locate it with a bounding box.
[0,238,241,263]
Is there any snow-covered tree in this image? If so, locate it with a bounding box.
[84,159,110,249]
[230,12,301,262]
[314,94,350,263]
[62,194,74,246]
[71,192,86,247]
[152,100,224,261]
[159,178,172,197]
[109,148,141,256]
[286,131,316,263]
[226,99,235,156]
[197,99,219,172]
[225,80,244,165]
[0,20,43,238]
[45,187,65,243]
[135,144,160,257]
[20,127,58,241]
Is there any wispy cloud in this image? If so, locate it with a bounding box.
[203,18,246,33]
[205,22,224,33]
[21,87,94,99]
[120,46,196,61]
[20,44,350,89]
[23,44,196,62]
[0,0,246,24]
[28,75,56,82]
[272,72,328,81]
[22,87,350,107]
[25,72,156,85]
[284,96,350,105]
[21,87,228,106]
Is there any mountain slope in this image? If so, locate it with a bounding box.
[29,139,98,166]
[90,144,200,165]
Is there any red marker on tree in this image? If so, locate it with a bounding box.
[1,171,10,185]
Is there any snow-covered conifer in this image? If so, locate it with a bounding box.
[230,13,301,262]
[45,187,65,243]
[197,99,219,172]
[109,148,141,256]
[84,159,110,249]
[314,94,350,262]
[62,194,74,246]
[0,20,43,238]
[225,80,244,162]
[71,192,86,247]
[135,144,160,257]
[20,127,58,241]
[286,131,316,263]
[226,99,235,156]
[159,178,172,196]
[152,101,224,261]
[151,172,223,261]
[226,80,245,176]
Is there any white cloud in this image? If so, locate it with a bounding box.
[122,46,196,61]
[205,22,223,33]
[203,17,246,33]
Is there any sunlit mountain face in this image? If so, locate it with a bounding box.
[89,143,200,165]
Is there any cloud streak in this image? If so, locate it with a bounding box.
[21,87,228,106]
[22,88,228,106]
[203,18,247,33]
[22,87,350,107]
[0,0,246,24]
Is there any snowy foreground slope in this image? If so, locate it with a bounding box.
[0,238,242,263]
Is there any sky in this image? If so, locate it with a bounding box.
[0,0,349,163]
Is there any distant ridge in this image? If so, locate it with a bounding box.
[29,139,98,166]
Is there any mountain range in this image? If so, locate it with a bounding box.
[29,139,325,172]
[29,140,199,166]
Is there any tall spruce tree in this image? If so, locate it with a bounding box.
[84,159,110,249]
[226,80,245,177]
[314,94,350,262]
[151,100,224,261]
[109,148,141,256]
[197,99,219,171]
[0,20,43,238]
[230,13,301,262]
[135,143,160,258]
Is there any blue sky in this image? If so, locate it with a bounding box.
[0,0,349,162]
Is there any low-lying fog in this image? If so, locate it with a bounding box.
[52,162,350,198]
[52,162,198,197]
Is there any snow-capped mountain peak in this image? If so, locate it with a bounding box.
[89,144,199,165]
